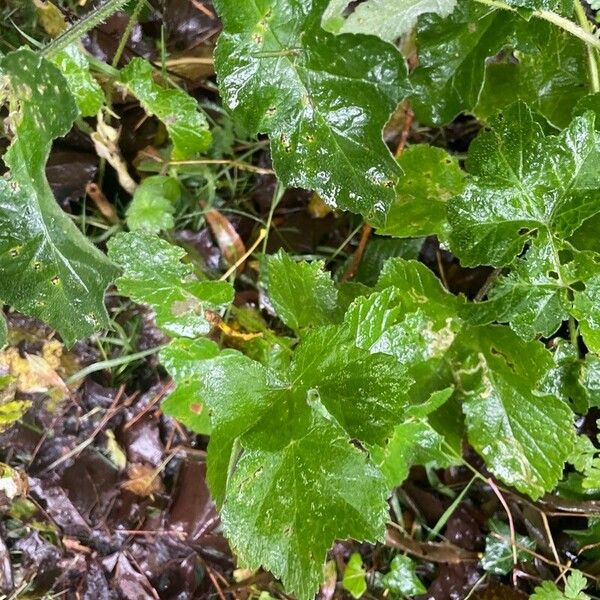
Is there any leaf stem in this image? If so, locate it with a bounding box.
[474,0,600,51]
[66,345,165,385]
[574,0,600,93]
[40,0,130,59]
[111,0,146,68]
[569,315,580,355]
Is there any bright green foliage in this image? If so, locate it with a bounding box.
[213,0,407,225]
[450,104,600,343]
[342,553,367,599]
[265,251,340,331]
[3,0,600,595]
[159,338,220,434]
[377,145,465,240]
[0,399,31,432]
[161,323,416,599]
[409,4,517,125]
[572,274,600,353]
[580,456,600,489]
[541,341,600,413]
[345,258,576,499]
[480,519,534,575]
[52,44,105,117]
[410,9,585,127]
[454,326,575,498]
[348,259,462,378]
[477,23,586,129]
[322,0,457,42]
[0,48,116,345]
[530,570,590,600]
[371,418,454,487]
[569,434,598,473]
[108,232,233,338]
[120,58,212,159]
[449,104,600,267]
[126,176,181,233]
[379,556,426,598]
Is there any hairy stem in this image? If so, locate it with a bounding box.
[40,0,130,59]
[574,0,600,93]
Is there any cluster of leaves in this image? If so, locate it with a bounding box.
[3,0,600,597]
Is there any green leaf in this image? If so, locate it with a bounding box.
[349,238,423,287]
[465,247,600,341]
[453,326,576,499]
[342,553,367,599]
[322,0,457,42]
[165,324,412,598]
[530,570,590,600]
[580,456,600,490]
[264,250,340,331]
[451,104,600,340]
[289,326,414,445]
[120,58,212,159]
[409,4,517,125]
[376,145,465,240]
[372,418,455,488]
[107,232,233,337]
[480,518,534,575]
[345,260,464,469]
[0,399,31,432]
[476,22,586,129]
[540,341,600,413]
[52,44,105,117]
[213,0,407,225]
[380,555,426,598]
[572,273,600,354]
[348,258,462,406]
[223,394,388,600]
[126,176,181,233]
[569,434,598,473]
[346,285,459,371]
[0,48,116,345]
[160,338,220,435]
[449,104,600,267]
[410,8,585,127]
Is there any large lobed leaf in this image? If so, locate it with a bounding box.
[453,326,575,499]
[0,48,117,345]
[346,259,575,498]
[213,0,407,225]
[162,325,412,599]
[450,103,600,345]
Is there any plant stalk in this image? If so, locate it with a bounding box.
[40,0,130,59]
[574,0,600,93]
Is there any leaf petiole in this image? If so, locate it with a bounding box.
[574,0,600,93]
